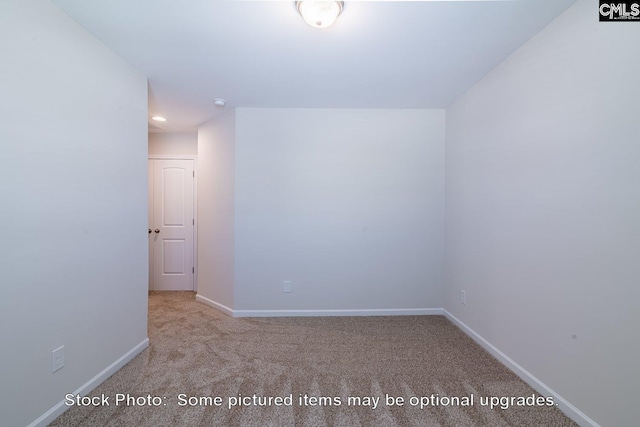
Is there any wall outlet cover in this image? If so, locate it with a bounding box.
[52,346,64,373]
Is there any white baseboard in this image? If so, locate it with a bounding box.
[191,294,443,317]
[233,308,443,317]
[442,309,599,427]
[28,338,149,427]
[195,293,234,317]
[195,294,441,318]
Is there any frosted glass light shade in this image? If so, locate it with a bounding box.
[296,1,344,29]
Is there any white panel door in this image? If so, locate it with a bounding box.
[149,159,194,291]
[148,159,154,290]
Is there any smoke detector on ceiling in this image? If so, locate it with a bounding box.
[296,1,344,29]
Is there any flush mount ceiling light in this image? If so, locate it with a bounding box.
[296,1,344,29]
[151,116,167,122]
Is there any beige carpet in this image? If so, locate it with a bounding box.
[50,292,576,426]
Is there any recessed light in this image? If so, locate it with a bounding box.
[213,98,226,107]
[151,116,167,122]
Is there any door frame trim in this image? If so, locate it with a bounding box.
[148,155,198,292]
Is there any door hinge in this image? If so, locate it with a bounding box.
[192,267,194,274]
[193,171,195,177]
[192,219,194,225]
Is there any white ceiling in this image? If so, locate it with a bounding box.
[51,0,576,132]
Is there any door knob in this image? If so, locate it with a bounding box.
[148,228,152,234]
[154,229,160,234]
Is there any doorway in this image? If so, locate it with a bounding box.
[148,156,197,291]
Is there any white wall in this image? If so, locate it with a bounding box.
[445,1,640,426]
[148,132,197,156]
[197,110,236,311]
[234,108,445,312]
[0,1,149,426]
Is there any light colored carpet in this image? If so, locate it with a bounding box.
[50,292,576,426]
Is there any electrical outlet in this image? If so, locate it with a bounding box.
[52,346,64,373]
[283,280,291,293]
[460,290,466,305]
